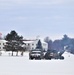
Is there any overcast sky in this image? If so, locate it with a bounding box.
[0,0,74,40]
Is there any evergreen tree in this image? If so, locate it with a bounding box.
[44,37,52,49]
[5,30,25,56]
[36,40,43,49]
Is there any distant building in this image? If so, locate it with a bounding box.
[23,39,48,51]
[0,40,7,51]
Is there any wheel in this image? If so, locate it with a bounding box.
[29,57,33,60]
[60,56,64,60]
[48,57,51,60]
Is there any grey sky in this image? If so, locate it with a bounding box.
[0,0,74,40]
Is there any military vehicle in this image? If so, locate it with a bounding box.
[29,49,44,60]
[44,50,64,60]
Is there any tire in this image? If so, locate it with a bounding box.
[60,56,64,60]
[49,58,51,60]
[29,57,33,60]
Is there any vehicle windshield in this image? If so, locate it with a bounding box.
[31,51,41,54]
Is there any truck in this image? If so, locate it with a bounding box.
[44,50,64,60]
[29,49,44,60]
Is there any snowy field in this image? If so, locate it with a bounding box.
[0,51,74,75]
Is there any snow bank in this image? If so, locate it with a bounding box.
[0,51,74,75]
[62,51,74,60]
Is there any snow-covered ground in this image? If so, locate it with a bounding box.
[0,51,74,75]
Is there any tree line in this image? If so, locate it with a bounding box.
[3,30,74,56]
[44,34,74,54]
